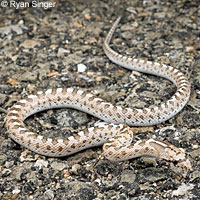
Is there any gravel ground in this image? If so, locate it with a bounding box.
[0,0,200,199]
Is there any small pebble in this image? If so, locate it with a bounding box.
[34,159,49,169]
[77,63,87,72]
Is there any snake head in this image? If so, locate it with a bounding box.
[147,139,192,173]
[176,156,192,171]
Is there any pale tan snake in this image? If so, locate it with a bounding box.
[5,17,191,171]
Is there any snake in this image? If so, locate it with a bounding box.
[5,17,191,171]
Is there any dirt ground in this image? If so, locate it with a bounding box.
[0,0,200,199]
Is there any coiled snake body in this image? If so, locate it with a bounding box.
[5,17,191,171]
